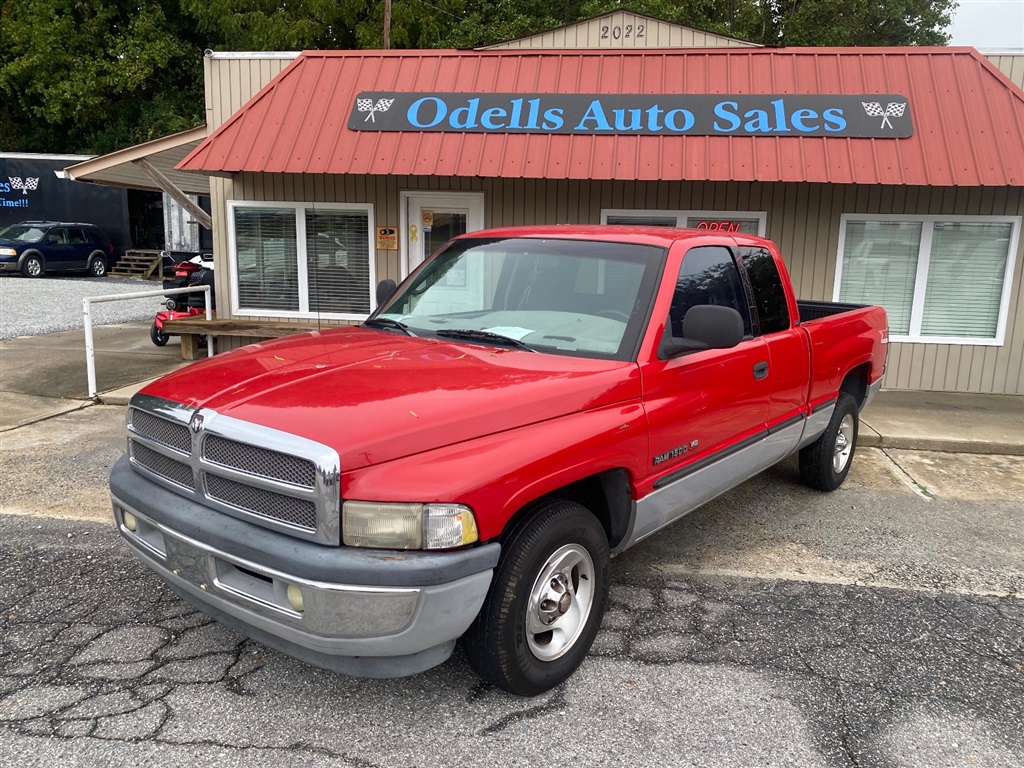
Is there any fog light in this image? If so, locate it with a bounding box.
[286,583,304,612]
[123,510,138,532]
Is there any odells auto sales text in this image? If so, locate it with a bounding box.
[405,97,849,134]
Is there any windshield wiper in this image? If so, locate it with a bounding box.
[435,328,537,352]
[363,317,416,336]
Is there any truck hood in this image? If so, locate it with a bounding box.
[140,327,640,470]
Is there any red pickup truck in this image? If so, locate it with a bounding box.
[110,226,887,696]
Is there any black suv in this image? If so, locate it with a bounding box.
[0,221,115,277]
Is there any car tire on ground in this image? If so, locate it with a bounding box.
[799,392,859,492]
[150,322,169,347]
[462,499,609,696]
[88,255,107,277]
[21,254,43,278]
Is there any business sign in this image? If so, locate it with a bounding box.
[350,93,912,138]
[1,176,39,209]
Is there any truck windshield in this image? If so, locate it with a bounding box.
[372,236,665,360]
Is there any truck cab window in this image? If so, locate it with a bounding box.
[739,246,791,334]
[670,246,751,338]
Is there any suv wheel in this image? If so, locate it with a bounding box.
[88,255,108,277]
[21,255,43,278]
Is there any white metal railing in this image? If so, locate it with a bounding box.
[83,286,213,401]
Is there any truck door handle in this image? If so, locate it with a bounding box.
[753,362,769,380]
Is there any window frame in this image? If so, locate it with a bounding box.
[601,208,767,237]
[834,213,1020,346]
[227,200,376,321]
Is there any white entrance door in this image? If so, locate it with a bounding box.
[401,192,485,275]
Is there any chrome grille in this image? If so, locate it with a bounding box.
[130,442,195,490]
[203,435,316,488]
[129,409,190,453]
[125,393,340,545]
[205,474,317,531]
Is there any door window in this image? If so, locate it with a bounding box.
[670,246,752,338]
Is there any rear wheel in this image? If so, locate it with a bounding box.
[21,255,43,278]
[462,500,609,696]
[88,255,107,277]
[799,392,859,491]
[150,322,169,347]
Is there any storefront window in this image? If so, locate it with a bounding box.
[602,209,766,236]
[230,202,374,319]
[836,216,1019,345]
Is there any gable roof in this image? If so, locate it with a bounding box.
[478,9,759,50]
[178,47,1024,186]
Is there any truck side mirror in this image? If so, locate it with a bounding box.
[376,279,397,306]
[659,305,745,358]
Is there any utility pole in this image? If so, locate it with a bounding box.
[384,0,392,49]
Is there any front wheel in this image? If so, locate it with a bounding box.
[462,500,609,696]
[799,392,859,491]
[21,255,43,278]
[150,322,169,347]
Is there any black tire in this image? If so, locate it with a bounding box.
[799,392,859,491]
[462,500,609,696]
[150,322,170,347]
[88,255,107,277]
[21,254,43,278]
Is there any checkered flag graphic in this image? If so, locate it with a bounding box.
[357,97,395,123]
[9,177,38,194]
[862,101,906,130]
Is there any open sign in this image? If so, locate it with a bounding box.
[694,220,742,232]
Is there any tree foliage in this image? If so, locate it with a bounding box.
[0,0,956,154]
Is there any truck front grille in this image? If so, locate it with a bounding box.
[126,394,340,544]
[129,441,195,490]
[203,435,316,488]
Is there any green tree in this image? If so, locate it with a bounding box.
[0,0,205,153]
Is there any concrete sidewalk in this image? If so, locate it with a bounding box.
[1,323,1021,455]
[0,322,189,431]
[859,389,1023,456]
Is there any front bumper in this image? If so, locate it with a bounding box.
[110,455,500,677]
[0,259,21,272]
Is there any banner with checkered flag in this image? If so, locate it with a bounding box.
[862,101,907,130]
[8,177,39,195]
[357,97,395,123]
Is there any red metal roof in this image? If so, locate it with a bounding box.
[179,48,1024,186]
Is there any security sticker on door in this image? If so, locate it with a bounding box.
[422,210,433,232]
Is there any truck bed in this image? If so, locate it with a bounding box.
[797,299,869,323]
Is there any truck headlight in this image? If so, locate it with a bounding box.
[342,501,479,550]
[0,248,17,257]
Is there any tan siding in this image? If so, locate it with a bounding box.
[481,12,757,49]
[986,54,1024,89]
[207,55,295,130]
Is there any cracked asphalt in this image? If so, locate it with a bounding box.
[1,407,1023,766]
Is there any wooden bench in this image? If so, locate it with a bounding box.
[161,317,351,360]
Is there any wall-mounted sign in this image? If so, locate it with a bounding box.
[376,226,398,250]
[1,175,39,209]
[350,93,912,138]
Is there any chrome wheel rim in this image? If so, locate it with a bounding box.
[91,260,104,276]
[833,414,855,473]
[526,543,595,662]
[27,259,41,276]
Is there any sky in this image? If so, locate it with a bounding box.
[947,0,1024,50]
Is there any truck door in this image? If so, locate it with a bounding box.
[737,245,811,435]
[642,245,770,497]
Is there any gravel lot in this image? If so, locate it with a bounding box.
[0,275,166,339]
